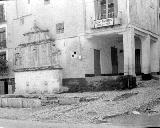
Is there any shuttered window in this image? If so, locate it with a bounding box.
[0,28,6,49]
[95,0,118,19]
[0,5,4,22]
[101,0,106,19]
[108,0,114,18]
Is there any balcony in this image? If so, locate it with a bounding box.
[91,11,122,29]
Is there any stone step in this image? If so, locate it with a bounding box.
[0,94,102,108]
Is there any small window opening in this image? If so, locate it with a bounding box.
[44,0,50,4]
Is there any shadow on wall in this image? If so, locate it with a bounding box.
[62,75,137,93]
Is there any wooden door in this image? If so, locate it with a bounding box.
[94,49,101,76]
[0,81,5,95]
[111,47,118,75]
[135,49,141,75]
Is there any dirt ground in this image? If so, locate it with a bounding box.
[0,79,160,125]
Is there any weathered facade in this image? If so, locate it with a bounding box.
[0,1,16,94]
[4,0,160,93]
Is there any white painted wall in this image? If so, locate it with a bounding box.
[129,0,159,34]
[81,35,124,75]
[56,35,124,78]
[15,69,62,94]
[7,0,160,80]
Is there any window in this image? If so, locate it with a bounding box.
[56,22,64,34]
[0,5,5,22]
[44,0,50,4]
[0,28,6,49]
[0,52,7,69]
[100,0,106,19]
[0,53,6,60]
[95,0,118,19]
[108,0,114,18]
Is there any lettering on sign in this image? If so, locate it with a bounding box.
[94,18,114,28]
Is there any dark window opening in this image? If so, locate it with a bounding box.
[0,28,6,49]
[100,0,106,19]
[44,0,50,4]
[56,22,64,34]
[0,5,5,22]
[95,0,118,20]
[108,0,114,18]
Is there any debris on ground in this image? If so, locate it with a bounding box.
[0,79,159,124]
[136,97,160,114]
[132,111,140,115]
[137,79,159,88]
[112,92,138,101]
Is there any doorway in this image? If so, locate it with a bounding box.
[0,79,9,94]
[135,49,141,75]
[111,47,118,75]
[94,49,101,76]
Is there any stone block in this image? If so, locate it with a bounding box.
[62,78,87,92]
[58,97,80,105]
[22,99,41,108]
[1,98,8,107]
[8,98,23,108]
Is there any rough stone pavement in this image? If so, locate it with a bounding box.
[0,79,159,124]
[0,119,138,128]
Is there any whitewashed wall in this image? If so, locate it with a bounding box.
[15,69,62,94]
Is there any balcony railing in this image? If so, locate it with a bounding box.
[91,11,122,29]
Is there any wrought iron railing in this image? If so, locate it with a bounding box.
[91,11,122,28]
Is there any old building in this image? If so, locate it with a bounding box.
[0,1,16,94]
[5,0,160,93]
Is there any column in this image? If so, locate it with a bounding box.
[150,39,160,73]
[123,28,135,76]
[141,35,151,75]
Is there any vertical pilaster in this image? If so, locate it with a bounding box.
[123,28,135,76]
[150,40,159,73]
[141,35,151,74]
